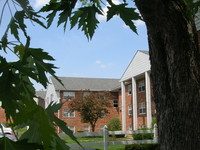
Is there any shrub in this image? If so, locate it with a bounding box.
[107,118,121,131]
[125,144,159,150]
[151,117,157,129]
[77,130,84,133]
[132,133,154,140]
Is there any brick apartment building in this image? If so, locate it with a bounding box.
[45,77,120,133]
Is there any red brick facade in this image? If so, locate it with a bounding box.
[119,77,156,130]
[0,108,6,122]
[58,91,120,133]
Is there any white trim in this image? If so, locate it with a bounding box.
[121,81,126,131]
[145,71,152,128]
[132,77,138,130]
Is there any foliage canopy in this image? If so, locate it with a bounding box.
[69,91,113,132]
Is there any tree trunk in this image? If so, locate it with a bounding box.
[91,122,96,132]
[135,0,200,149]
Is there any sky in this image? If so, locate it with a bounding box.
[0,0,149,91]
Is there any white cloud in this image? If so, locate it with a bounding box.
[95,60,101,64]
[100,65,107,68]
[134,20,145,26]
[33,0,50,9]
[95,60,112,69]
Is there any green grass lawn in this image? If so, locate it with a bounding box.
[62,136,129,149]
[16,129,127,149]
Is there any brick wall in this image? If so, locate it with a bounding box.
[136,78,147,128]
[58,91,120,133]
[125,83,133,130]
[0,108,6,122]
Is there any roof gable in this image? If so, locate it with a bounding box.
[120,50,150,81]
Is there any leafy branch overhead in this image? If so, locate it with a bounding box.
[107,1,141,34]
[70,5,103,39]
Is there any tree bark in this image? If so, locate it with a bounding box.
[135,0,200,149]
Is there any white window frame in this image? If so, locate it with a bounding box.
[139,102,146,114]
[128,104,133,116]
[83,92,90,97]
[84,125,90,132]
[128,84,132,95]
[113,99,118,107]
[63,92,75,100]
[68,126,75,133]
[138,80,145,92]
[63,109,75,118]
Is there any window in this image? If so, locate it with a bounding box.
[63,92,75,100]
[128,104,133,116]
[138,80,145,92]
[113,99,118,107]
[139,102,146,114]
[100,110,105,118]
[63,109,75,118]
[68,126,75,133]
[128,125,133,131]
[128,84,132,95]
[84,126,90,132]
[83,92,90,97]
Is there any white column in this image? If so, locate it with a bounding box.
[132,77,138,130]
[121,81,126,131]
[145,71,152,128]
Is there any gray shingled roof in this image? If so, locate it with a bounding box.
[36,91,46,99]
[51,77,120,91]
[139,50,149,55]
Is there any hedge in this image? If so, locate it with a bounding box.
[132,133,154,140]
[125,144,159,150]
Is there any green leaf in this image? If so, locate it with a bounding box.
[1,33,8,52]
[10,18,20,41]
[47,11,58,28]
[15,11,28,38]
[107,3,141,33]
[58,10,69,31]
[70,5,103,39]
[28,48,62,88]
[46,103,83,149]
